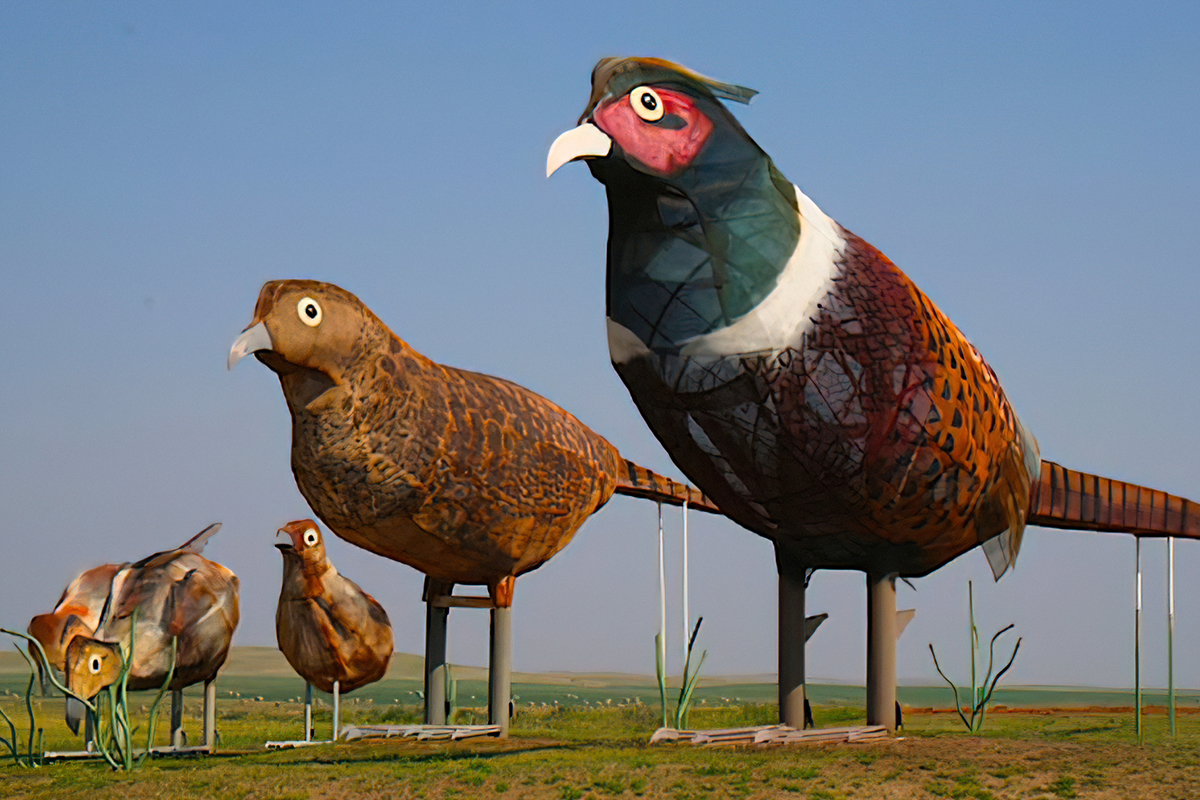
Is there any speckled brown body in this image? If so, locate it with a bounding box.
[275,520,392,694]
[241,280,636,591]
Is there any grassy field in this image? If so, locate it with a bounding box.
[3,649,1199,798]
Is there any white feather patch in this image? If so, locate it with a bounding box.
[680,186,843,357]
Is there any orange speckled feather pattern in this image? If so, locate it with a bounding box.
[240,280,713,591]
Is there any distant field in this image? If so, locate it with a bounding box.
[5,646,1198,715]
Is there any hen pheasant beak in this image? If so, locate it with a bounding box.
[274,529,295,550]
[228,322,273,370]
[547,122,612,177]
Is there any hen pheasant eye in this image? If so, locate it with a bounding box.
[303,528,319,547]
[630,86,664,122]
[297,297,322,327]
[89,655,101,674]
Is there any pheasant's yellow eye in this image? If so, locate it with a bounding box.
[89,655,101,674]
[303,528,319,547]
[631,87,664,122]
[297,297,322,327]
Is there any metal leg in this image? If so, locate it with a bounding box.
[489,604,513,737]
[866,570,897,732]
[84,707,95,752]
[304,682,313,742]
[1135,538,1142,742]
[203,678,216,751]
[1169,537,1177,738]
[170,689,185,748]
[776,545,807,729]
[332,680,340,742]
[424,578,450,725]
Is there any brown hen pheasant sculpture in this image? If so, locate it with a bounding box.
[548,56,1200,729]
[275,519,393,741]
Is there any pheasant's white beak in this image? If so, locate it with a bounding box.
[228,322,273,370]
[546,122,612,177]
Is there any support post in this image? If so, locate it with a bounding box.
[304,682,313,742]
[170,689,184,748]
[866,570,897,732]
[203,678,216,751]
[681,500,690,669]
[1135,538,1143,742]
[776,545,807,729]
[1169,537,1176,738]
[332,680,340,742]
[424,578,451,725]
[489,577,515,737]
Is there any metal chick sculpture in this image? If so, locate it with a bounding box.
[275,519,393,742]
[548,56,1200,730]
[229,279,718,735]
[60,523,240,748]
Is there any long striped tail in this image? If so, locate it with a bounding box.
[614,459,723,514]
[1027,460,1200,538]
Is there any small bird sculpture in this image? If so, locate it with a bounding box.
[230,279,717,733]
[275,519,393,740]
[62,523,240,734]
[27,562,122,692]
[548,57,1200,728]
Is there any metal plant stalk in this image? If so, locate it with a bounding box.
[0,632,45,767]
[928,581,1021,733]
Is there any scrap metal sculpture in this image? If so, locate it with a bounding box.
[548,56,1200,730]
[230,279,717,735]
[274,519,393,743]
[56,523,239,750]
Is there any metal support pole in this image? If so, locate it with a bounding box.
[657,503,667,687]
[1169,537,1176,738]
[304,682,313,742]
[332,680,340,742]
[489,604,512,737]
[203,678,216,751]
[170,688,184,748]
[1135,538,1143,742]
[866,570,898,732]
[424,582,450,725]
[682,499,690,668]
[776,545,807,728]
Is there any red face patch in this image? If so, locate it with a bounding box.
[593,86,713,177]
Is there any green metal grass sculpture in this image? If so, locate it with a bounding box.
[655,618,708,730]
[2,613,176,770]
[0,632,45,767]
[928,581,1021,733]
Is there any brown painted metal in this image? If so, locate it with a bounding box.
[235,279,719,590]
[1028,460,1200,537]
[275,519,393,695]
[62,530,239,698]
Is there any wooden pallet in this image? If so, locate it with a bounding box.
[651,724,889,746]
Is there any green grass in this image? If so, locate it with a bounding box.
[5,649,1200,798]
[3,693,1200,799]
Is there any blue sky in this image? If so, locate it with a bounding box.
[3,1,1199,690]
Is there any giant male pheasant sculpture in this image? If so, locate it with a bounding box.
[548,56,1200,730]
[229,279,716,733]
